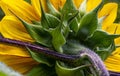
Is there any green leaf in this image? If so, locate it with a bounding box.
[41,13,60,28]
[86,30,119,49]
[96,43,115,60]
[46,0,60,17]
[49,26,66,52]
[27,64,57,76]
[69,17,79,33]
[32,21,41,25]
[77,10,98,40]
[55,61,88,76]
[68,11,80,33]
[76,1,103,40]
[62,23,71,38]
[40,3,60,28]
[62,39,86,55]
[61,0,77,21]
[86,30,120,60]
[19,18,52,47]
[46,14,60,28]
[27,48,54,67]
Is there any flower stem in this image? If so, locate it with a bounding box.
[109,71,120,76]
[79,49,109,76]
[0,36,79,64]
[0,36,109,76]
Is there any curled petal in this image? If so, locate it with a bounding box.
[98,3,118,30]
[86,0,102,12]
[0,55,38,74]
[0,0,40,22]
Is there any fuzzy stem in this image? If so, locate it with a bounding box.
[0,36,79,64]
[0,36,109,76]
[109,71,120,76]
[79,49,109,76]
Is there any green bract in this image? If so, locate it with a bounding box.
[19,0,119,76]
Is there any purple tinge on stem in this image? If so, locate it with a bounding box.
[109,71,120,76]
[0,36,79,64]
[79,49,109,76]
[0,36,111,76]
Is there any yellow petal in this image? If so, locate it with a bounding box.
[0,0,40,22]
[0,16,33,42]
[0,43,30,57]
[31,0,49,18]
[31,0,41,17]
[86,0,102,12]
[105,47,120,72]
[0,16,32,56]
[50,0,83,9]
[103,23,120,45]
[31,0,83,14]
[0,16,32,57]
[74,0,83,8]
[114,24,120,45]
[0,55,38,74]
[98,3,118,30]
[103,23,118,34]
[50,0,66,10]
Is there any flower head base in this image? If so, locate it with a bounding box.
[0,0,120,76]
[9,0,118,75]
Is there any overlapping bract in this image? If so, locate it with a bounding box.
[18,0,119,75]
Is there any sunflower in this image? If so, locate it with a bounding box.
[0,0,120,75]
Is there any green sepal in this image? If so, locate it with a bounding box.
[41,13,60,28]
[86,30,120,60]
[32,21,41,25]
[62,23,71,38]
[46,14,60,28]
[40,2,60,28]
[20,20,52,47]
[27,47,54,67]
[96,43,115,60]
[69,11,80,33]
[77,10,98,40]
[26,64,57,76]
[61,0,77,21]
[48,26,66,52]
[62,39,86,55]
[55,61,89,76]
[46,0,60,17]
[86,30,119,49]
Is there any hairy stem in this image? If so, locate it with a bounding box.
[0,36,79,64]
[0,36,109,76]
[79,49,109,76]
